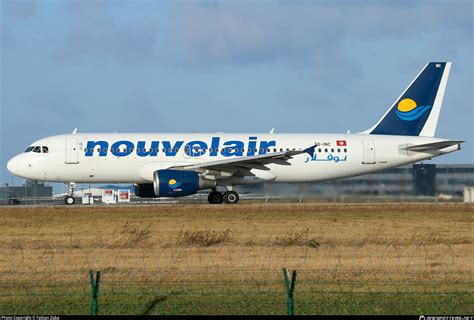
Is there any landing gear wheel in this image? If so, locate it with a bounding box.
[208,191,223,204]
[223,191,239,204]
[65,195,75,205]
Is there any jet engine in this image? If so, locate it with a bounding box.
[153,169,216,197]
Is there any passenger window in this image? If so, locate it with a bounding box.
[33,146,41,153]
[318,148,322,153]
[324,148,328,152]
[337,148,341,153]
[344,148,347,153]
[331,148,334,152]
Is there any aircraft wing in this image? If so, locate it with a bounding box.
[174,145,316,175]
[405,140,464,152]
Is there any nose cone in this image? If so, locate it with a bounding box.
[7,155,22,176]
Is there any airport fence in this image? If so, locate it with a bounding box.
[0,244,472,315]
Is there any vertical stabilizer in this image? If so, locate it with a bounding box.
[363,62,451,137]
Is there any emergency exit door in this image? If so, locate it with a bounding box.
[362,138,375,164]
[65,138,79,164]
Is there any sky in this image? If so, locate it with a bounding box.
[0,0,473,191]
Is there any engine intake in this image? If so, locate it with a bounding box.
[153,169,216,198]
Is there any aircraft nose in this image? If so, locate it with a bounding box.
[7,155,22,176]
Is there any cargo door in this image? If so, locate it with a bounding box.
[362,138,375,164]
[65,138,79,164]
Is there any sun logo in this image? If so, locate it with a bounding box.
[168,179,181,188]
[395,98,432,121]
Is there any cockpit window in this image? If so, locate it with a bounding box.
[24,146,49,153]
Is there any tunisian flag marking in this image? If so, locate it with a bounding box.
[336,140,347,146]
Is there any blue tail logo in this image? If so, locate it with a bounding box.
[369,62,448,136]
[394,98,432,121]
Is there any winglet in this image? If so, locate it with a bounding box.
[304,145,317,156]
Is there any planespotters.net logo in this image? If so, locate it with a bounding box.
[419,316,473,320]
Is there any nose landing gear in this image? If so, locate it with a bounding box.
[64,182,76,205]
[65,196,75,205]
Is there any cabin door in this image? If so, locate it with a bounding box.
[65,138,79,164]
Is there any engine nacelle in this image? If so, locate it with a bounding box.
[134,183,155,198]
[153,169,216,198]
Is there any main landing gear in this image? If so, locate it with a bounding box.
[64,182,76,205]
[208,190,240,204]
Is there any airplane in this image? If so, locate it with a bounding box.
[7,62,463,205]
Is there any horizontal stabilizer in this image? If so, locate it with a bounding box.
[404,140,464,152]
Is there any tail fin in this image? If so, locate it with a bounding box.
[364,62,451,137]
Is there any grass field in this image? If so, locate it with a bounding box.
[0,203,472,315]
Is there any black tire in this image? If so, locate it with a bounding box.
[223,191,239,204]
[208,191,223,204]
[65,196,75,205]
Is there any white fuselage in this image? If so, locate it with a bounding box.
[6,133,458,185]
